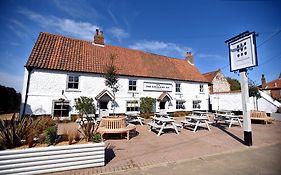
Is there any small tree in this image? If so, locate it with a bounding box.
[248,80,261,111]
[74,96,96,116]
[104,54,119,115]
[140,97,156,113]
[74,96,96,141]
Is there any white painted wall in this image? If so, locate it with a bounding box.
[21,68,209,116]
[210,90,280,113]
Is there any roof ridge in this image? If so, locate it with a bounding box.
[41,32,190,64]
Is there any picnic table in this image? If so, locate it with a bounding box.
[181,115,211,132]
[148,117,179,136]
[125,113,144,125]
[214,112,243,128]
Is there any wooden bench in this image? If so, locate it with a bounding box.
[97,117,136,140]
[251,111,274,124]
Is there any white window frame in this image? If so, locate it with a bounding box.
[176,100,185,110]
[176,83,181,93]
[128,80,137,92]
[52,100,70,118]
[199,84,204,93]
[192,100,201,109]
[126,100,140,112]
[67,75,80,90]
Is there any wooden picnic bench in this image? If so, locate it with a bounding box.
[97,116,136,140]
[251,111,274,124]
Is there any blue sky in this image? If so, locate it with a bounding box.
[0,0,280,92]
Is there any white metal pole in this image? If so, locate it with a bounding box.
[240,70,252,146]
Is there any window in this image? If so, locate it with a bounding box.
[129,80,137,91]
[200,84,204,93]
[176,83,181,93]
[53,101,70,117]
[193,100,201,109]
[126,101,139,112]
[176,100,185,109]
[67,75,79,89]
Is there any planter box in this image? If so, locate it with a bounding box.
[0,142,105,175]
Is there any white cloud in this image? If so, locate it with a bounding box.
[129,40,192,58]
[108,27,129,42]
[197,53,224,59]
[19,9,100,40]
[0,71,23,92]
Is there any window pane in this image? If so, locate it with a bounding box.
[73,83,79,89]
[74,76,79,82]
[68,76,73,82]
[132,81,136,85]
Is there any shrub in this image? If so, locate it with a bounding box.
[0,114,35,149]
[45,125,57,145]
[74,96,96,116]
[91,133,101,143]
[171,111,191,117]
[140,97,156,113]
[140,112,154,119]
[78,119,95,142]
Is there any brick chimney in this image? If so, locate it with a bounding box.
[185,52,194,65]
[261,74,266,89]
[93,29,104,45]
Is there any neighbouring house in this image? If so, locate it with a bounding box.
[260,74,281,101]
[20,30,209,119]
[204,69,281,113]
[203,69,231,93]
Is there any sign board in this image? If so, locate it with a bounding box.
[143,82,172,92]
[227,32,257,72]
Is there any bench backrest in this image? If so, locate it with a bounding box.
[100,117,126,129]
[251,111,267,118]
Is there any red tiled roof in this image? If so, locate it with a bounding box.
[202,70,220,83]
[262,78,281,90]
[26,32,208,83]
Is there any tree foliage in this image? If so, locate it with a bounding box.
[0,85,21,114]
[140,97,156,113]
[248,80,261,98]
[74,96,96,116]
[226,77,241,91]
[104,54,119,93]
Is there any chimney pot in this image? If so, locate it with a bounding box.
[93,28,104,45]
[261,74,266,89]
[186,52,194,64]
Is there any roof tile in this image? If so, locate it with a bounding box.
[26,32,208,83]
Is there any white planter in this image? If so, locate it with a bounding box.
[0,142,105,175]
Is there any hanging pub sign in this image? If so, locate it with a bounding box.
[225,31,258,72]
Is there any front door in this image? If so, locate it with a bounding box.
[159,101,167,114]
[99,101,109,118]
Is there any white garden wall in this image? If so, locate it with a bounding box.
[0,142,105,175]
[210,90,280,113]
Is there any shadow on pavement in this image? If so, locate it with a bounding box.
[216,124,244,145]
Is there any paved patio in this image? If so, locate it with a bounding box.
[50,117,281,175]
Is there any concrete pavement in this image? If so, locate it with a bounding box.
[108,143,281,175]
[50,118,281,175]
